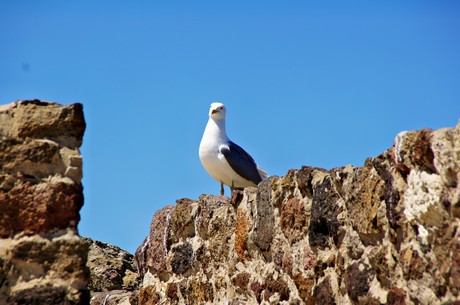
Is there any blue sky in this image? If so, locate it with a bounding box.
[1,1,459,254]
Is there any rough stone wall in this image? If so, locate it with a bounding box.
[0,100,89,304]
[3,99,457,305]
[84,238,140,305]
[135,122,460,305]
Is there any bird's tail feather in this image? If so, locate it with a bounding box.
[257,167,270,181]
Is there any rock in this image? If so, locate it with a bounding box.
[0,100,85,237]
[309,171,340,247]
[0,100,89,304]
[171,242,194,275]
[0,180,84,237]
[0,99,85,147]
[134,205,175,281]
[83,238,140,292]
[84,237,140,305]
[135,121,460,304]
[90,290,138,305]
[253,181,275,252]
[4,99,458,304]
[0,230,90,305]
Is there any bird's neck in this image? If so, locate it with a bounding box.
[205,118,228,142]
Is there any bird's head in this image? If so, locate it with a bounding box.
[209,102,226,120]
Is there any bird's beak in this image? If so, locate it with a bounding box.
[211,109,218,114]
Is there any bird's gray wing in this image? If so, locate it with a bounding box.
[220,141,262,185]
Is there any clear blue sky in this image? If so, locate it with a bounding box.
[1,1,459,254]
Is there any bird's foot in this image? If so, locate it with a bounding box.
[230,189,244,205]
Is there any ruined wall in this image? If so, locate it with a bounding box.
[135,122,460,305]
[1,99,458,305]
[0,100,88,304]
[84,237,140,305]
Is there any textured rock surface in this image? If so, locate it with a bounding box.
[4,99,458,304]
[0,100,88,304]
[0,231,89,305]
[84,238,139,292]
[83,238,140,305]
[0,100,85,237]
[136,121,460,305]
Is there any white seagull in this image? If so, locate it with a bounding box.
[199,102,269,196]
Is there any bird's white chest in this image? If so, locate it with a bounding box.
[199,120,243,186]
[199,119,225,160]
[199,134,228,176]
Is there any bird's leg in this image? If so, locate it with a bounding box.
[220,182,225,196]
[231,181,235,192]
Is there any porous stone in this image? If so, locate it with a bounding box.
[309,173,340,247]
[253,180,275,251]
[0,231,90,305]
[83,238,139,292]
[171,242,194,275]
[135,121,460,304]
[0,100,88,304]
[0,99,85,147]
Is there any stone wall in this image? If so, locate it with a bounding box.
[0,100,88,304]
[2,99,458,305]
[84,237,140,305]
[135,122,460,305]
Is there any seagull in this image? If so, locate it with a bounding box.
[199,102,269,196]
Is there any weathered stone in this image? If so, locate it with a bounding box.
[235,207,250,261]
[0,138,61,178]
[387,287,407,305]
[0,100,88,304]
[346,261,374,302]
[138,285,160,305]
[392,129,436,174]
[168,198,196,245]
[282,250,293,276]
[196,194,229,240]
[83,238,139,292]
[199,197,235,262]
[280,196,308,244]
[294,274,315,304]
[186,278,214,305]
[171,243,193,275]
[313,276,335,305]
[401,247,426,280]
[5,99,456,305]
[90,290,138,305]
[0,100,85,147]
[135,205,174,279]
[0,100,85,238]
[309,173,340,247]
[253,180,275,251]
[232,272,250,290]
[134,121,460,305]
[0,231,90,305]
[0,181,84,237]
[263,274,290,302]
[403,170,449,227]
[450,235,460,296]
[7,283,88,305]
[166,282,179,303]
[431,123,460,189]
[250,281,264,303]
